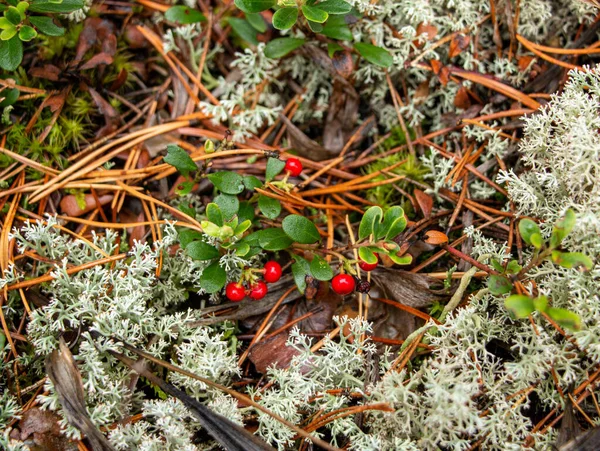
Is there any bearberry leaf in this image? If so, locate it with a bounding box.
[29,16,64,36]
[238,201,255,223]
[291,254,311,294]
[245,12,267,32]
[505,260,522,275]
[533,295,548,312]
[208,171,245,195]
[487,275,513,295]
[387,253,412,265]
[0,35,22,70]
[264,37,305,58]
[550,209,576,249]
[206,203,223,226]
[359,206,383,241]
[301,4,328,23]
[306,19,323,32]
[178,229,204,249]
[186,241,220,261]
[272,7,298,30]
[315,0,351,14]
[178,202,196,218]
[227,17,259,45]
[518,218,543,249]
[234,0,276,13]
[282,215,320,244]
[29,0,84,13]
[256,228,293,251]
[358,246,377,265]
[258,195,281,219]
[546,307,581,331]
[214,194,239,220]
[175,180,194,197]
[243,175,262,191]
[309,254,333,281]
[551,251,594,271]
[265,157,285,182]
[504,294,535,319]
[321,16,352,41]
[199,261,227,293]
[5,7,22,25]
[164,144,197,176]
[354,42,393,68]
[165,5,205,24]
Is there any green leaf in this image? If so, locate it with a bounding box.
[306,19,323,32]
[238,201,255,223]
[272,7,298,30]
[518,218,543,249]
[233,242,250,256]
[321,17,352,40]
[243,175,262,190]
[533,295,548,312]
[29,0,84,13]
[487,275,512,295]
[234,219,252,236]
[164,144,196,176]
[264,37,305,58]
[256,228,293,251]
[387,253,412,265]
[546,307,581,331]
[175,180,194,196]
[234,0,276,13]
[358,206,383,241]
[505,260,522,275]
[0,35,22,70]
[227,17,259,45]
[504,295,535,319]
[178,229,203,249]
[28,16,64,36]
[16,1,27,14]
[178,202,196,218]
[282,215,320,244]
[207,171,245,195]
[354,42,393,68]
[5,7,22,25]
[215,193,239,220]
[327,42,344,57]
[301,4,328,23]
[550,209,576,248]
[358,246,377,265]
[0,26,16,41]
[245,12,267,32]
[310,254,333,281]
[186,241,220,261]
[165,5,205,24]
[315,0,351,14]
[265,157,285,182]
[551,251,594,271]
[0,87,18,107]
[490,258,504,273]
[199,261,227,293]
[0,18,13,29]
[206,203,223,226]
[258,195,281,220]
[291,254,311,294]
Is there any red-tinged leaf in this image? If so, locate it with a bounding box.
[424,230,448,245]
[414,188,433,218]
[454,85,471,109]
[448,34,470,58]
[430,59,443,74]
[29,64,61,81]
[79,52,113,70]
[59,193,114,217]
[331,49,354,79]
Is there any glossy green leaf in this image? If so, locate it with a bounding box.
[243,175,262,190]
[0,35,22,70]
[234,0,276,13]
[551,251,594,271]
[518,218,543,249]
[233,242,250,256]
[321,16,352,40]
[245,12,267,32]
[306,19,323,32]
[546,307,581,331]
[301,4,328,23]
[315,0,351,14]
[265,157,285,182]
[387,253,412,265]
[206,203,223,226]
[165,5,205,24]
[199,261,227,293]
[487,275,512,295]
[292,254,311,294]
[15,1,27,14]
[358,206,383,241]
[29,16,64,36]
[0,26,16,40]
[29,0,84,13]
[186,240,220,261]
[264,37,305,58]
[175,180,194,196]
[214,193,239,220]
[358,246,377,265]
[234,219,252,236]
[164,144,196,176]
[550,209,576,248]
[282,215,320,244]
[256,228,293,251]
[178,229,203,249]
[227,17,259,45]
[533,295,548,312]
[310,254,333,281]
[327,42,344,57]
[5,7,22,25]
[18,25,36,41]
[238,201,255,223]
[505,260,522,275]
[258,195,281,219]
[207,171,245,195]
[504,295,535,319]
[354,42,393,68]
[0,87,18,107]
[272,7,298,30]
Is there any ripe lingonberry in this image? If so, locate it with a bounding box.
[249,281,268,300]
[284,158,303,177]
[225,282,246,302]
[331,273,356,295]
[359,257,378,272]
[263,261,282,283]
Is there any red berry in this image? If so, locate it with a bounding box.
[225,282,246,302]
[249,281,268,300]
[359,256,378,272]
[263,261,282,283]
[284,158,303,177]
[331,274,356,295]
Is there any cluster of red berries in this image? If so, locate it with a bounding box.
[330,254,379,295]
[224,261,283,302]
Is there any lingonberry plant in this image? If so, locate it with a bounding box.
[163,143,412,301]
[0,0,85,71]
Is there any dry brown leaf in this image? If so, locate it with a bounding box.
[448,34,470,59]
[414,189,433,218]
[424,230,449,245]
[60,193,114,217]
[454,85,472,109]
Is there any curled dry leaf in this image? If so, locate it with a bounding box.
[414,189,433,218]
[424,230,449,245]
[448,34,471,58]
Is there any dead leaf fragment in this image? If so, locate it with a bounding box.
[424,230,449,245]
[60,193,114,217]
[414,189,433,218]
[449,34,471,58]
